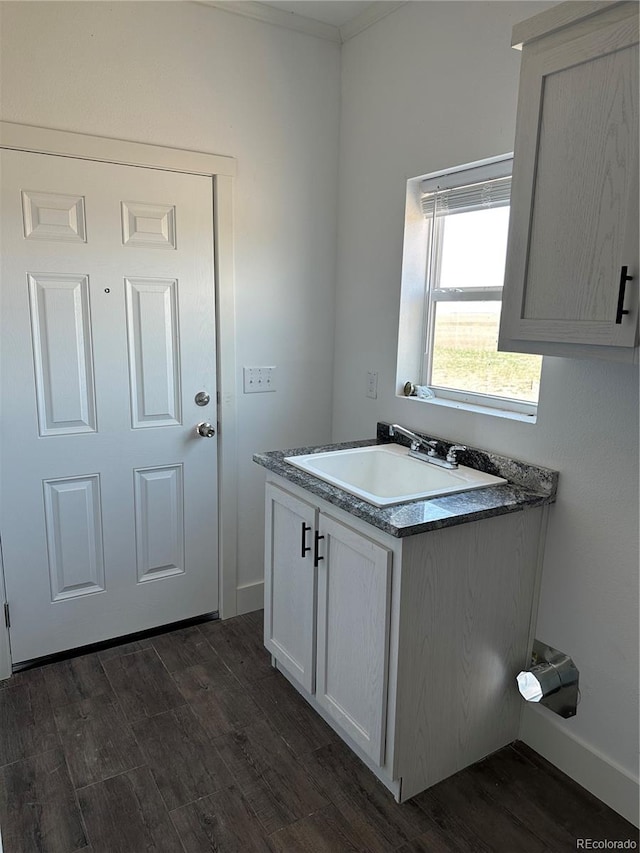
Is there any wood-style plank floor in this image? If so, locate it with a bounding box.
[0,610,636,852]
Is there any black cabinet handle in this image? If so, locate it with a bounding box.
[313,531,325,568]
[301,523,311,558]
[615,265,633,324]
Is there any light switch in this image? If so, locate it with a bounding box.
[243,366,276,393]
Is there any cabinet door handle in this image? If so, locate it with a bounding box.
[301,523,311,558]
[615,265,633,324]
[313,531,325,568]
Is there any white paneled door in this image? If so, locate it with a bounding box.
[1,149,219,663]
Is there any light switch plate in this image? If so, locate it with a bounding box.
[243,366,276,393]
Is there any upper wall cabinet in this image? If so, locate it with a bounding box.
[499,1,639,362]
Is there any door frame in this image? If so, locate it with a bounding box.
[0,122,239,678]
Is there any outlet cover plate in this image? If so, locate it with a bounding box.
[366,371,378,399]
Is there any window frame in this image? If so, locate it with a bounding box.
[416,155,540,418]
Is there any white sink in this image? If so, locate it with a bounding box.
[284,443,507,507]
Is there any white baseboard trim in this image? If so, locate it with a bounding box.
[0,643,10,682]
[236,580,264,616]
[0,548,11,681]
[520,705,639,828]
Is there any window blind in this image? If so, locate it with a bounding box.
[420,174,511,218]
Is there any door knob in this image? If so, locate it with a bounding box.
[196,422,216,438]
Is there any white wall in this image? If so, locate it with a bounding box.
[333,0,639,821]
[0,1,340,606]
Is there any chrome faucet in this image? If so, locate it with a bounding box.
[388,424,466,470]
[388,424,438,455]
[446,445,467,466]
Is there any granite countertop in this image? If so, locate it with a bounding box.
[253,422,559,539]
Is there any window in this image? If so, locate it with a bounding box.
[397,156,542,419]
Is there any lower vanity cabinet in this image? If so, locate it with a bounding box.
[264,481,392,765]
[263,474,547,803]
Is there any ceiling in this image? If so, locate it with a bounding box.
[199,1,406,43]
[261,1,377,27]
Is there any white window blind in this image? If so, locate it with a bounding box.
[420,174,512,218]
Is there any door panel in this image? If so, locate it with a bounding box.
[22,189,87,243]
[43,474,106,601]
[125,277,181,428]
[501,20,639,348]
[133,464,185,582]
[264,483,317,693]
[28,272,97,435]
[523,43,638,328]
[316,514,392,766]
[121,201,176,249]
[0,149,219,662]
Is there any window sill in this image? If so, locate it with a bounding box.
[399,393,537,424]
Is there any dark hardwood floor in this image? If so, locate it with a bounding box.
[0,611,636,852]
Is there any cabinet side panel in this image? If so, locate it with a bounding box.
[395,508,543,798]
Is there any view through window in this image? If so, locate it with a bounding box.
[421,164,541,411]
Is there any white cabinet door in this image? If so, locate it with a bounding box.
[315,514,392,766]
[264,483,317,693]
[501,16,639,352]
[0,149,219,662]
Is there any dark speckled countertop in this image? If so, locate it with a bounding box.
[252,422,558,539]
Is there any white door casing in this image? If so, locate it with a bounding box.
[1,145,232,663]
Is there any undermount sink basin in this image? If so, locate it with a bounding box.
[284,443,507,508]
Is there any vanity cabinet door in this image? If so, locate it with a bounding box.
[264,483,317,693]
[500,13,639,358]
[315,514,392,766]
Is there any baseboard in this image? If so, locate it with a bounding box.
[0,638,10,681]
[236,580,264,616]
[0,628,10,681]
[520,705,639,827]
[0,551,11,680]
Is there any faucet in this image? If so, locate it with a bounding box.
[388,424,438,456]
[388,424,466,470]
[446,445,467,466]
